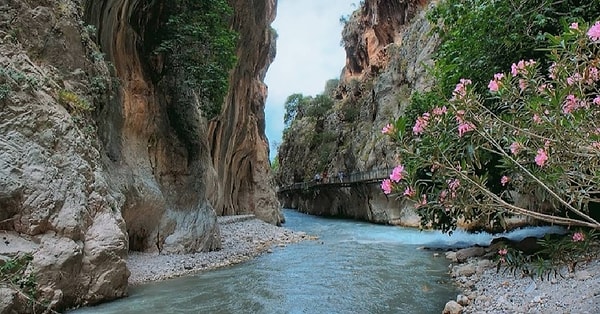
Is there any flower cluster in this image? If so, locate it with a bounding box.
[380,20,600,232]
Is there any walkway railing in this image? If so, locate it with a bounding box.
[277,167,394,192]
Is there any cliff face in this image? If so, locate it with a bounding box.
[277,0,438,225]
[208,0,282,225]
[0,0,279,311]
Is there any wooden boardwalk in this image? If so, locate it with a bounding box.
[277,168,394,192]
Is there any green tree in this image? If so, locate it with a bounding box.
[283,93,308,127]
[156,0,238,119]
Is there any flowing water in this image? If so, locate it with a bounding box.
[73,209,564,314]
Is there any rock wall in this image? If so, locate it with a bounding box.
[279,184,420,226]
[208,0,283,225]
[0,0,130,310]
[277,0,438,225]
[0,0,279,311]
[85,0,220,255]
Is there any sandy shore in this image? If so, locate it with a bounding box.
[446,250,600,313]
[127,215,314,286]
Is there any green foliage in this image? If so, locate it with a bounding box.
[428,0,600,96]
[382,21,600,232]
[283,93,335,126]
[1,253,37,300]
[156,0,238,119]
[341,104,360,122]
[283,93,308,127]
[324,78,340,96]
[496,231,598,280]
[0,83,10,100]
[58,89,93,112]
[305,94,334,118]
[271,155,280,173]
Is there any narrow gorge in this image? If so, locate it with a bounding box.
[277,0,437,227]
[0,0,279,311]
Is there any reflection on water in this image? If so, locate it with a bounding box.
[77,210,561,314]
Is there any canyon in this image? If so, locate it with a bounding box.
[0,0,279,311]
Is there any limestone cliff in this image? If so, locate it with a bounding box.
[277,0,438,225]
[0,0,279,311]
[208,0,282,225]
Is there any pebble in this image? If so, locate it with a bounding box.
[447,254,600,313]
[127,217,312,285]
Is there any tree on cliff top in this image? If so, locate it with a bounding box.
[155,0,238,119]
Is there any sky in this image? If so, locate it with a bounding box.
[264,0,359,160]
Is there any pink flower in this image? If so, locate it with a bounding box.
[533,114,542,124]
[592,142,600,150]
[452,79,472,100]
[588,67,599,82]
[412,113,430,135]
[488,79,500,92]
[572,232,585,242]
[593,96,600,106]
[498,248,508,256]
[570,22,579,30]
[448,178,460,191]
[587,21,600,41]
[439,189,448,202]
[519,79,528,91]
[549,62,558,79]
[390,165,405,182]
[432,106,448,116]
[500,176,510,186]
[381,179,393,195]
[457,122,474,137]
[567,73,582,86]
[403,187,415,197]
[494,73,504,80]
[535,148,548,167]
[510,142,522,155]
[562,94,580,114]
[381,123,395,135]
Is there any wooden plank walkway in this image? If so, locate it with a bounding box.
[277,168,394,192]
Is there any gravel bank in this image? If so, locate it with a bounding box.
[446,253,600,313]
[127,215,313,286]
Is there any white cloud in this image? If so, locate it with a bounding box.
[264,0,358,158]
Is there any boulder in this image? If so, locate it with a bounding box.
[455,246,486,262]
[443,300,463,314]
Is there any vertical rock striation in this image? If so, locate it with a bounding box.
[1,0,279,311]
[208,0,283,225]
[85,0,220,255]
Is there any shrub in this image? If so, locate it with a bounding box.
[58,89,93,112]
[381,21,600,233]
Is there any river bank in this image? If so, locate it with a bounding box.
[127,215,313,286]
[445,248,600,313]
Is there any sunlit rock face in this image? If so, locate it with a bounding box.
[207,0,283,225]
[85,0,220,255]
[277,0,437,225]
[0,0,278,311]
[342,0,429,78]
[0,0,130,311]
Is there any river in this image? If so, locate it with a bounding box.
[72,209,563,314]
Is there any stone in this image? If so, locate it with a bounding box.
[455,263,477,277]
[443,300,463,314]
[446,251,458,262]
[0,287,17,314]
[455,247,486,262]
[456,294,470,306]
[576,270,592,280]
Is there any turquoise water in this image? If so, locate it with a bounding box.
[72,210,563,314]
